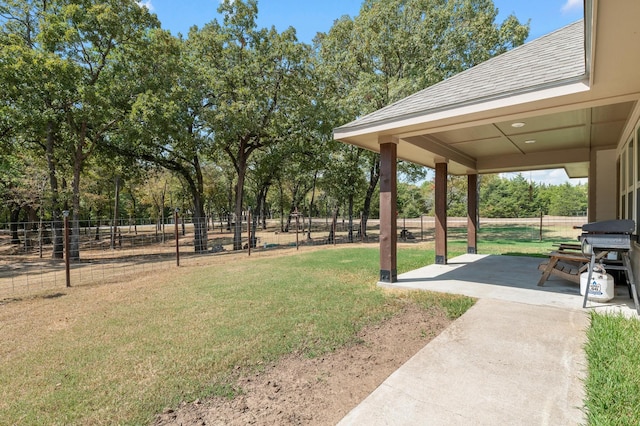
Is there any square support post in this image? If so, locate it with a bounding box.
[467,174,478,254]
[588,149,597,223]
[379,139,398,282]
[435,162,448,264]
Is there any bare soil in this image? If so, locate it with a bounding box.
[154,302,451,426]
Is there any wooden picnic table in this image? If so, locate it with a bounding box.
[537,250,590,286]
[537,242,610,287]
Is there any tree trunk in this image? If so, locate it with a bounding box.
[327,207,339,243]
[161,184,166,243]
[307,171,318,240]
[348,193,354,243]
[284,183,300,233]
[130,190,138,235]
[226,173,234,231]
[191,155,208,253]
[278,179,285,233]
[45,121,64,259]
[361,154,380,238]
[256,183,270,230]
[262,206,268,230]
[70,125,88,261]
[95,219,101,241]
[26,206,37,227]
[110,176,120,249]
[9,205,20,244]
[250,210,258,248]
[233,156,247,251]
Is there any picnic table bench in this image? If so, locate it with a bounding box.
[537,243,607,286]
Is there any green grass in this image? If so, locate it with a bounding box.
[584,313,640,425]
[7,223,626,425]
[433,223,581,258]
[0,246,474,425]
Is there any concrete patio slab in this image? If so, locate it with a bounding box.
[385,254,638,317]
[338,254,638,425]
[339,298,589,425]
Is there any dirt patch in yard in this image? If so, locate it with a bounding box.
[154,301,451,425]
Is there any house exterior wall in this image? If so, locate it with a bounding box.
[594,148,617,221]
[615,103,640,284]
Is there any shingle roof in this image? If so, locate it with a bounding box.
[336,20,585,131]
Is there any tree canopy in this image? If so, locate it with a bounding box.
[0,0,587,256]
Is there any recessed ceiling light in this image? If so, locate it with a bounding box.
[524,139,536,144]
[511,122,525,128]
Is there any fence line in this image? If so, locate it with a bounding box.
[0,214,587,299]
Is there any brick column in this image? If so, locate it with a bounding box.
[467,174,478,254]
[379,139,398,282]
[435,162,447,264]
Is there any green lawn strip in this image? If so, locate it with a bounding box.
[0,246,473,425]
[584,313,640,425]
[448,223,581,256]
[450,236,574,257]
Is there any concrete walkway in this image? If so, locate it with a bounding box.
[338,254,608,425]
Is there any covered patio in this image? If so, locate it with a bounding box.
[334,0,640,295]
[386,253,638,317]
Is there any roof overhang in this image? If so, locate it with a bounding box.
[334,0,640,177]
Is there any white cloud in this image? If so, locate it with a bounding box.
[137,0,154,12]
[501,169,587,186]
[561,0,581,14]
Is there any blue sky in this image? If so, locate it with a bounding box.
[142,0,584,43]
[140,0,586,185]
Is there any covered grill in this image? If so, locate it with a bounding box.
[580,219,639,314]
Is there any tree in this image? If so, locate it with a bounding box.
[397,182,427,218]
[480,174,540,218]
[0,151,48,243]
[106,25,215,252]
[546,183,588,216]
[0,0,77,258]
[2,0,161,259]
[321,144,367,241]
[317,0,529,224]
[194,0,315,250]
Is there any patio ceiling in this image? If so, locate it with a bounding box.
[399,101,635,177]
[333,0,640,177]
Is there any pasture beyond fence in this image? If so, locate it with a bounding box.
[0,215,587,300]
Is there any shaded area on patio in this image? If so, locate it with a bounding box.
[382,254,637,316]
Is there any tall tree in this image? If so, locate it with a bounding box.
[545,182,588,216]
[317,0,529,224]
[194,0,314,250]
[2,0,160,259]
[0,0,76,258]
[109,26,214,252]
[480,173,539,218]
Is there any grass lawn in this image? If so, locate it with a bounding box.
[584,313,640,425]
[2,222,632,425]
[451,224,578,257]
[0,246,473,425]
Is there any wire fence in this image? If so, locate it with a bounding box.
[0,214,587,300]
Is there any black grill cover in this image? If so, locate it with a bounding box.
[582,219,635,234]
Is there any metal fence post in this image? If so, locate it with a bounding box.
[539,210,543,241]
[295,208,299,251]
[63,211,71,288]
[174,208,180,267]
[248,208,252,256]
